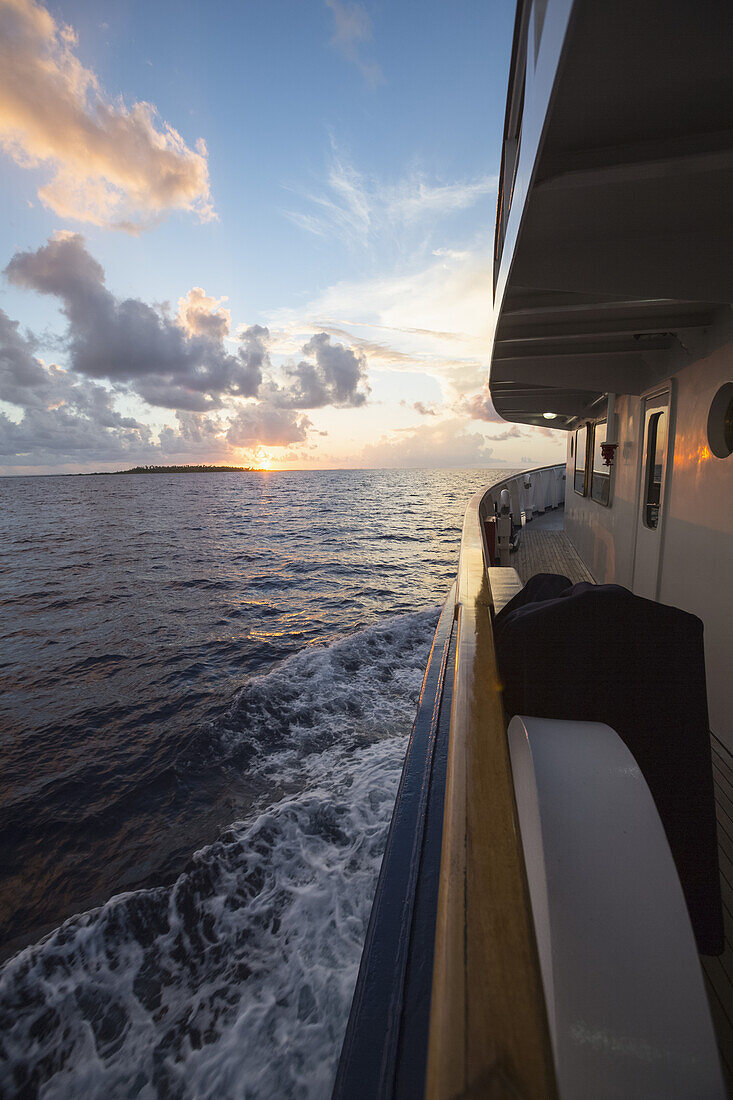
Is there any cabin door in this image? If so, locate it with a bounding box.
[632,388,673,602]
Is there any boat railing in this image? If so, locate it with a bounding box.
[425,465,564,1099]
[479,462,566,526]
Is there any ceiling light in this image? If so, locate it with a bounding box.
[542,412,558,420]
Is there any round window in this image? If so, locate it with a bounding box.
[707,383,733,458]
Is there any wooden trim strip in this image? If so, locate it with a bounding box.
[425,488,557,1099]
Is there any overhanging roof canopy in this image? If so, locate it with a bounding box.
[489,0,733,429]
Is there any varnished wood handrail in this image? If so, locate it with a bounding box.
[425,485,558,1099]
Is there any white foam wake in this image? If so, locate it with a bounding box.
[0,608,439,1098]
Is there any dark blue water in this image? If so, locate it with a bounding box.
[0,467,512,1097]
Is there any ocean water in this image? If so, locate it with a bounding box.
[0,467,513,1098]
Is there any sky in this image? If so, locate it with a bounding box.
[0,0,564,473]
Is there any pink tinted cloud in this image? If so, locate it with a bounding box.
[0,0,213,231]
[458,382,504,424]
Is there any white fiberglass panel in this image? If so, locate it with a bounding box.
[508,715,724,1099]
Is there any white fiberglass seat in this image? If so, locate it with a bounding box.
[508,715,724,1099]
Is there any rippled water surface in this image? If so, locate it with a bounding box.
[0,467,513,1097]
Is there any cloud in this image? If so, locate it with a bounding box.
[0,307,49,407]
[1,236,387,467]
[485,425,524,441]
[0,0,213,230]
[5,233,261,410]
[307,325,416,366]
[0,397,153,463]
[325,0,383,87]
[299,249,492,354]
[458,382,504,423]
[0,403,150,463]
[413,400,438,416]
[157,411,228,456]
[177,287,230,340]
[279,332,369,408]
[360,417,499,468]
[285,153,371,248]
[531,424,564,440]
[0,310,311,467]
[284,147,494,255]
[386,178,496,225]
[270,245,494,405]
[0,306,142,429]
[0,309,159,463]
[226,403,311,447]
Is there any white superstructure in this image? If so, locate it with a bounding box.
[489,0,733,751]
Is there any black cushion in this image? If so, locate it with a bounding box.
[494,575,724,955]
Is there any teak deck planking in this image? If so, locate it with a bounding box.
[511,508,595,585]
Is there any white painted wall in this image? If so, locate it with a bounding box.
[565,392,641,588]
[564,341,733,749]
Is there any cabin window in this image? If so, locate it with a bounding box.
[590,421,611,506]
[573,424,588,495]
[644,411,667,528]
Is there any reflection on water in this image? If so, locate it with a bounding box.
[0,467,514,1097]
[0,468,511,956]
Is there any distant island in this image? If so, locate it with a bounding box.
[89,464,263,475]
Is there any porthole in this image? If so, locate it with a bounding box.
[707,383,733,459]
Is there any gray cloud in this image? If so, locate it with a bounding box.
[157,412,228,456]
[413,400,438,416]
[0,308,244,467]
[0,403,152,463]
[226,404,311,447]
[0,308,49,407]
[0,306,140,430]
[5,234,262,410]
[1,239,381,468]
[0,307,159,463]
[279,332,369,408]
[313,325,415,366]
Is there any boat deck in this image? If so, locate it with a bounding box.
[511,505,595,585]
[511,507,733,1093]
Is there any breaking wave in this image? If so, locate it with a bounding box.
[0,609,439,1098]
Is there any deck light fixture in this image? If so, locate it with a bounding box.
[542,412,558,419]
